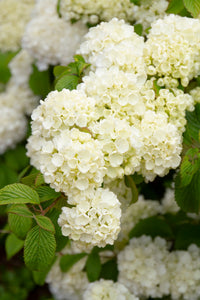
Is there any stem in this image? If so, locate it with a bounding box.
[42,197,61,215]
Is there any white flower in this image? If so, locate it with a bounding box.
[118,236,170,298]
[83,279,139,300]
[58,188,121,247]
[190,87,200,104]
[161,188,180,214]
[0,0,34,52]
[144,14,200,86]
[60,0,135,24]
[22,1,87,70]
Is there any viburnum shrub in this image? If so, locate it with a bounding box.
[1,0,200,299]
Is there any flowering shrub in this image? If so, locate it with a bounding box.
[1,0,200,299]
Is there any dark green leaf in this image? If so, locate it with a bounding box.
[0,183,40,205]
[55,74,79,91]
[29,64,51,98]
[124,175,138,204]
[129,216,174,239]
[130,0,140,4]
[183,103,200,146]
[0,51,18,83]
[180,148,200,187]
[24,225,56,271]
[86,252,101,282]
[5,233,24,260]
[100,258,118,282]
[183,0,200,17]
[32,257,56,285]
[0,163,18,189]
[60,253,87,272]
[34,215,55,234]
[174,224,200,250]
[36,186,61,202]
[4,145,29,171]
[8,212,33,239]
[166,0,185,14]
[175,171,200,213]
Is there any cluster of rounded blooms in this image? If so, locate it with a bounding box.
[26,15,200,247]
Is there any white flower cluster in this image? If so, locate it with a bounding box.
[22,0,87,71]
[60,0,135,24]
[118,236,200,299]
[190,87,200,104]
[118,236,170,298]
[133,0,168,31]
[144,14,200,86]
[83,279,139,300]
[0,0,34,52]
[58,188,121,247]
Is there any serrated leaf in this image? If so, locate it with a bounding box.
[35,186,61,202]
[34,215,55,234]
[174,224,200,250]
[55,74,79,91]
[175,171,200,213]
[183,104,200,147]
[5,233,24,260]
[100,258,118,282]
[20,173,39,186]
[24,225,56,271]
[86,252,101,282]
[129,216,174,239]
[166,0,185,14]
[8,212,33,239]
[183,0,200,17]
[0,183,40,205]
[60,253,87,272]
[7,204,33,217]
[180,148,200,187]
[29,64,51,98]
[124,175,138,204]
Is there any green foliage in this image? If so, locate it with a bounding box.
[4,145,29,171]
[59,253,87,272]
[166,0,185,14]
[0,163,18,189]
[0,183,40,205]
[35,186,61,202]
[183,103,200,147]
[5,233,24,260]
[174,224,200,250]
[124,175,138,204]
[24,225,56,271]
[34,215,55,234]
[29,64,52,99]
[130,0,141,4]
[54,55,90,91]
[179,148,200,187]
[0,51,18,84]
[8,211,32,239]
[7,204,33,217]
[129,216,174,239]
[100,259,118,282]
[86,251,101,282]
[183,0,200,17]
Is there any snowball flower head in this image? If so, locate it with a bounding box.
[83,279,139,300]
[0,0,34,52]
[58,188,121,247]
[27,89,105,196]
[60,0,135,24]
[144,14,200,86]
[118,236,170,298]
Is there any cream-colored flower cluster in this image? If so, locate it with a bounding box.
[0,0,34,52]
[60,0,135,24]
[83,279,139,300]
[22,0,87,71]
[58,188,121,247]
[144,14,200,86]
[118,236,200,299]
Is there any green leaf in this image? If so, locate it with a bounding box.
[4,145,29,171]
[29,64,51,99]
[175,171,200,213]
[8,211,33,239]
[53,65,68,78]
[124,175,138,204]
[7,204,33,217]
[32,257,56,285]
[55,74,79,91]
[129,216,174,239]
[24,225,56,271]
[74,55,90,75]
[134,24,143,36]
[86,252,101,282]
[0,183,40,205]
[180,148,200,187]
[5,233,24,260]
[166,0,185,14]
[35,186,61,202]
[153,80,162,97]
[60,253,87,272]
[174,224,200,250]
[100,259,118,282]
[130,0,140,4]
[34,215,55,234]
[183,103,200,147]
[0,163,18,189]
[183,0,200,17]
[0,51,18,84]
